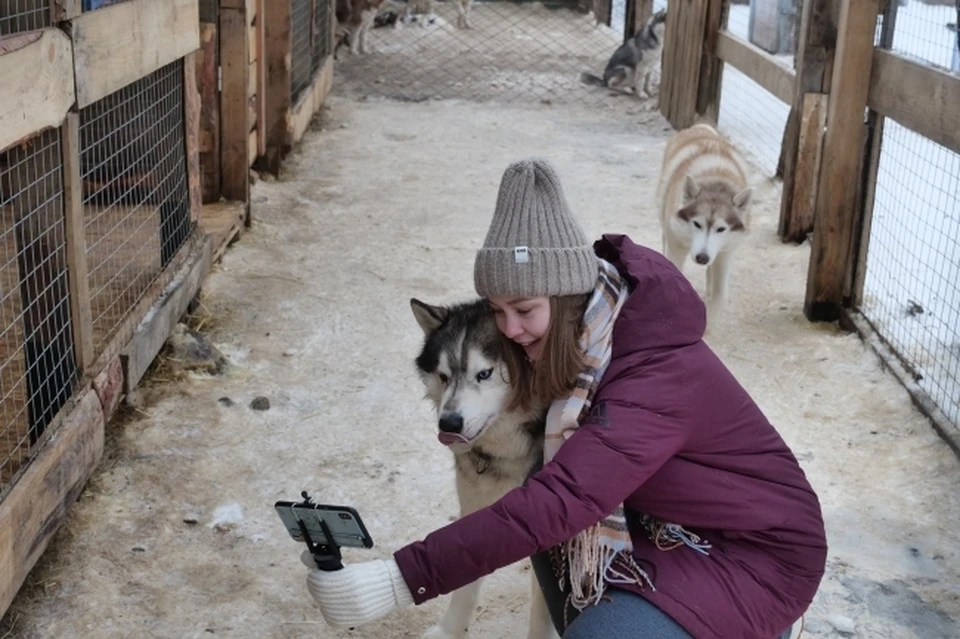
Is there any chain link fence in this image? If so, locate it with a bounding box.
[1,129,79,496]
[332,0,664,106]
[80,60,193,357]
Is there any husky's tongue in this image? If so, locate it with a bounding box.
[438,432,469,446]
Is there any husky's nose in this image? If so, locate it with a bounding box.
[695,253,710,265]
[438,414,464,434]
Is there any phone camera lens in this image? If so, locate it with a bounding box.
[338,513,353,520]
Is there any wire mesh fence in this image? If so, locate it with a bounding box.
[80,59,193,357]
[1,128,79,495]
[0,0,50,35]
[857,1,960,433]
[291,0,333,104]
[331,0,663,106]
[715,0,793,176]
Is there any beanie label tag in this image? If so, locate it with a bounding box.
[513,246,530,264]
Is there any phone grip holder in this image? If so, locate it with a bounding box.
[299,518,344,571]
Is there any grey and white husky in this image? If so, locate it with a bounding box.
[410,298,558,639]
[580,8,667,98]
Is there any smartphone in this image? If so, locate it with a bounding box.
[274,500,374,550]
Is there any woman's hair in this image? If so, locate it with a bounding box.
[501,293,591,412]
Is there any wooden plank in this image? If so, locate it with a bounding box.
[0,29,75,153]
[777,0,838,241]
[220,5,250,202]
[257,0,267,157]
[867,49,960,155]
[198,20,221,203]
[288,56,333,145]
[120,235,213,392]
[69,0,200,108]
[0,388,104,618]
[696,0,729,122]
[804,0,880,322]
[184,51,203,224]
[198,200,245,263]
[262,0,292,174]
[784,92,827,243]
[61,114,95,372]
[716,31,796,104]
[249,17,259,62]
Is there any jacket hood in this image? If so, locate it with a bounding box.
[594,234,706,355]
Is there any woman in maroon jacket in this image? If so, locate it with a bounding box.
[301,158,828,638]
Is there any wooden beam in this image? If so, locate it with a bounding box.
[262,0,292,174]
[197,19,221,203]
[804,0,880,322]
[0,388,104,619]
[867,49,960,155]
[257,0,267,157]
[61,113,95,372]
[715,31,796,104]
[696,0,729,123]
[777,0,837,242]
[69,0,200,108]
[288,56,333,146]
[120,235,213,392]
[0,30,75,153]
[219,5,251,202]
[783,92,827,243]
[184,51,203,224]
[660,0,712,128]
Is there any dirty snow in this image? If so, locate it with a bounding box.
[2,96,960,639]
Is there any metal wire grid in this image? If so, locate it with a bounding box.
[80,59,192,356]
[312,0,332,76]
[331,0,651,106]
[881,0,959,70]
[1,129,79,494]
[858,120,960,430]
[291,0,317,103]
[0,0,50,36]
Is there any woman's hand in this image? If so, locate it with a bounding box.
[300,549,415,629]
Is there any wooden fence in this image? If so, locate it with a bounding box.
[660,0,960,451]
[0,0,335,618]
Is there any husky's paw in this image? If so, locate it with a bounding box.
[421,625,465,639]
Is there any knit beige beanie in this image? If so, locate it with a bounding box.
[474,158,598,298]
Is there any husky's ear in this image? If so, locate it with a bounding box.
[733,187,753,210]
[683,174,700,201]
[410,298,448,335]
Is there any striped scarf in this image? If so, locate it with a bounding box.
[544,257,712,612]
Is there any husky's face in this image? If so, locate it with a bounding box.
[676,174,751,266]
[410,298,514,451]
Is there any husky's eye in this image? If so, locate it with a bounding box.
[438,373,449,385]
[692,221,702,229]
[476,368,493,382]
[716,227,726,233]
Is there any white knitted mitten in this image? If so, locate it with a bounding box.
[301,550,415,629]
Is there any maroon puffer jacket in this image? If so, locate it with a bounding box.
[394,234,828,639]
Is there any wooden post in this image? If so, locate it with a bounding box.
[62,113,94,373]
[844,0,899,314]
[660,0,712,128]
[198,0,221,203]
[219,0,250,204]
[183,51,203,224]
[696,0,729,123]
[777,0,837,243]
[803,0,880,322]
[262,0,291,175]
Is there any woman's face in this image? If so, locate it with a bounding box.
[487,296,552,361]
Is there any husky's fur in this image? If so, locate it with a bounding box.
[580,9,667,98]
[410,298,558,639]
[335,0,389,55]
[656,123,753,318]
